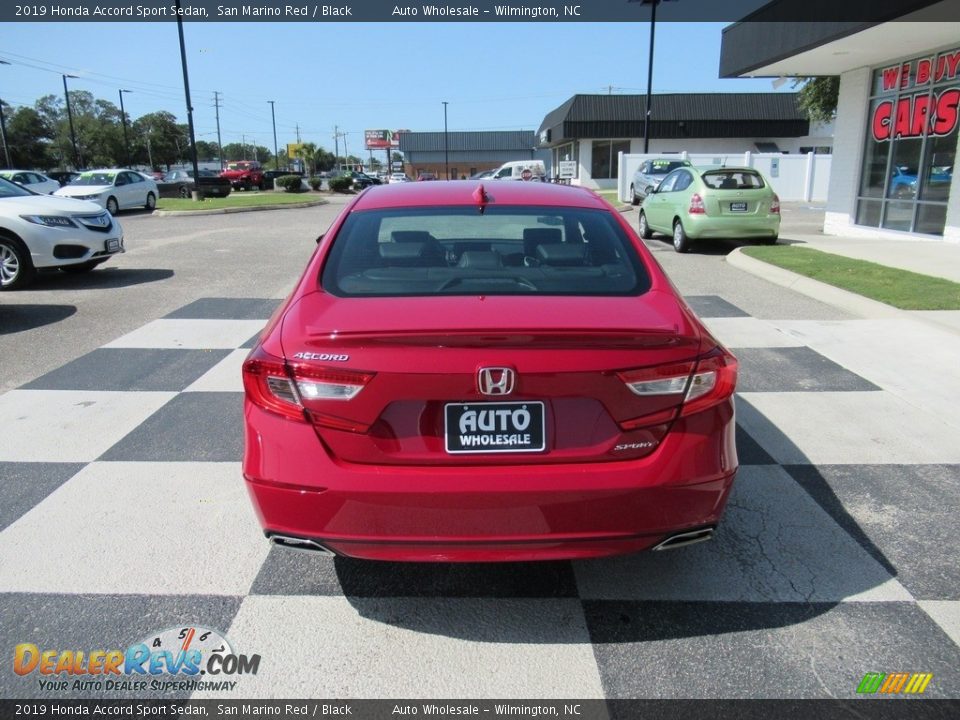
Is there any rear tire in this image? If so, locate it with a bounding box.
[630,184,639,206]
[638,211,653,240]
[178,185,189,198]
[672,219,691,253]
[106,196,119,216]
[0,235,36,290]
[760,234,779,245]
[145,192,156,210]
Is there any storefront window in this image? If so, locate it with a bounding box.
[856,46,959,235]
[590,140,631,180]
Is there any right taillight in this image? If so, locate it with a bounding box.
[678,348,738,418]
[770,193,781,215]
[616,348,738,429]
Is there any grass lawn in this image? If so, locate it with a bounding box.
[156,191,325,211]
[741,245,960,311]
[597,190,626,205]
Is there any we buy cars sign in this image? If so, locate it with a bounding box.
[871,48,960,141]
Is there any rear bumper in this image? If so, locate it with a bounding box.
[243,400,738,562]
[685,214,780,239]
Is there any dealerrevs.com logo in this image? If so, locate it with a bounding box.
[13,626,260,693]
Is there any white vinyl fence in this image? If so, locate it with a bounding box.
[617,151,832,203]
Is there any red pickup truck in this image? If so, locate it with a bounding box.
[220,161,266,191]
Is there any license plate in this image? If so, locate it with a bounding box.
[444,401,545,454]
[729,202,748,212]
[105,238,120,252]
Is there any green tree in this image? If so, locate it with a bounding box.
[132,111,184,169]
[194,140,220,163]
[314,148,336,172]
[4,104,56,169]
[294,142,317,176]
[794,77,840,123]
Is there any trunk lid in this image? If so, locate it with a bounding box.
[279,291,704,465]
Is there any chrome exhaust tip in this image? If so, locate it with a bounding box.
[651,527,715,551]
[269,534,336,556]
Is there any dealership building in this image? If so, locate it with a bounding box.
[536,92,833,190]
[721,1,960,240]
[398,131,550,180]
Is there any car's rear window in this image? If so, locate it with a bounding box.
[649,160,689,175]
[702,170,766,190]
[321,206,650,297]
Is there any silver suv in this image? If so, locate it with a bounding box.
[630,158,692,205]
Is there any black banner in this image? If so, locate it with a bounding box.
[2,0,960,23]
[2,700,960,720]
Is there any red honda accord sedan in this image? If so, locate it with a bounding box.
[242,181,738,562]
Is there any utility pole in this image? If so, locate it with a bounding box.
[242,134,246,159]
[333,125,339,170]
[174,0,201,199]
[268,100,279,170]
[118,89,132,167]
[213,91,223,170]
[295,123,301,143]
[442,101,449,180]
[343,132,349,169]
[62,74,81,169]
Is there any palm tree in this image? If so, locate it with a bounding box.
[295,142,317,176]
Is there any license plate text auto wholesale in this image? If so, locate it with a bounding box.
[445,401,546,454]
[729,202,748,212]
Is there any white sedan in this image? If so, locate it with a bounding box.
[0,170,60,195]
[388,173,410,183]
[0,177,124,290]
[54,168,158,215]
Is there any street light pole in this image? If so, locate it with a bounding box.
[268,100,279,171]
[442,101,449,180]
[174,0,201,200]
[118,89,132,167]
[62,74,80,169]
[0,60,11,169]
[643,0,658,153]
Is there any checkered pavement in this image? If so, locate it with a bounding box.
[1,296,959,700]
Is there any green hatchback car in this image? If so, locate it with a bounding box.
[638,166,780,253]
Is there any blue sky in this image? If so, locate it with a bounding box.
[0,21,786,154]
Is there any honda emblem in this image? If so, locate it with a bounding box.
[477,367,515,396]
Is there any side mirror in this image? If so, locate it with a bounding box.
[315,233,324,245]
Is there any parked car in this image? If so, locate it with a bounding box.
[335,171,379,189]
[241,181,739,561]
[488,160,547,181]
[220,161,267,191]
[416,172,437,181]
[0,170,60,195]
[470,170,495,180]
[53,169,158,215]
[0,176,124,290]
[630,158,693,205]
[388,172,410,183]
[157,169,233,199]
[47,170,81,187]
[638,166,780,253]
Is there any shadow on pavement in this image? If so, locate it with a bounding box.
[31,267,174,290]
[0,304,77,334]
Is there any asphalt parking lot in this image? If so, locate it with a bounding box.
[1,197,959,701]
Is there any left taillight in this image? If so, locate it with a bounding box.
[243,347,374,423]
[688,193,706,215]
[770,193,781,215]
[678,347,738,418]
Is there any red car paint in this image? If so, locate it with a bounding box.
[242,181,738,562]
